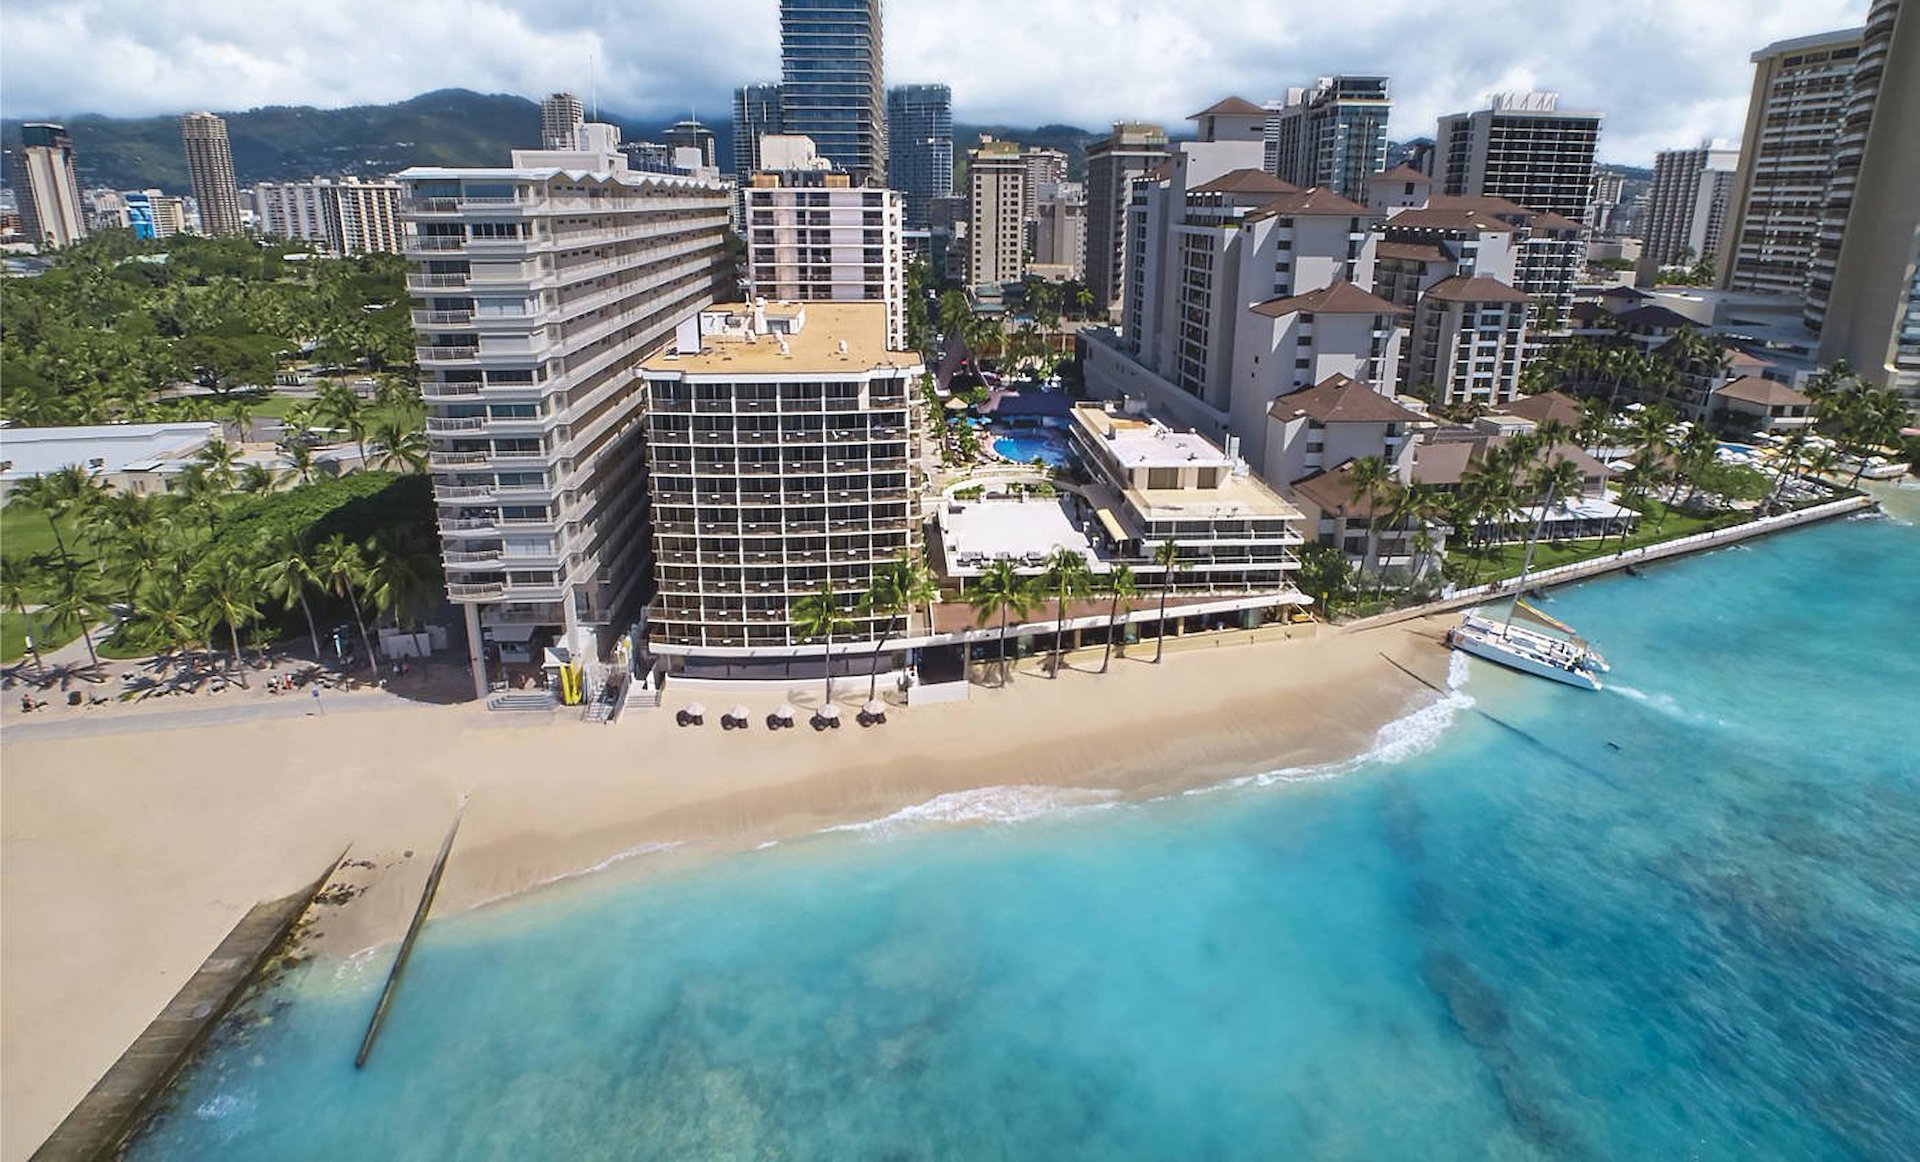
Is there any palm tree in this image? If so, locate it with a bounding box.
[965,559,1031,686]
[1386,481,1445,584]
[284,440,319,486]
[314,380,370,465]
[791,581,854,708]
[1,555,47,676]
[366,406,429,473]
[1039,547,1093,677]
[1345,455,1393,591]
[857,554,935,700]
[365,530,439,631]
[42,555,106,668]
[1098,563,1137,674]
[136,573,201,679]
[12,465,88,558]
[257,529,324,658]
[194,437,241,493]
[192,555,260,686]
[314,534,381,680]
[1152,538,1181,664]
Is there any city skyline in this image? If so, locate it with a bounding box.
[0,0,1867,165]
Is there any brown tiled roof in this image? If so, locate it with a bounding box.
[1382,205,1519,233]
[1289,462,1386,517]
[1411,439,1476,486]
[1598,285,1652,300]
[1269,375,1427,425]
[1244,187,1372,218]
[1192,96,1267,117]
[1372,164,1431,184]
[1613,304,1694,330]
[1726,347,1772,368]
[1422,275,1529,304]
[1190,168,1300,196]
[1375,240,1450,263]
[1251,281,1404,318]
[1714,376,1811,407]
[1523,210,1586,233]
[1569,301,1609,323]
[1502,390,1584,428]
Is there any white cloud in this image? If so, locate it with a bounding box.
[0,0,1868,163]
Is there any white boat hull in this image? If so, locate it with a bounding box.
[1448,617,1603,690]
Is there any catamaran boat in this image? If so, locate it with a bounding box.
[1447,475,1610,690]
[1447,607,1608,691]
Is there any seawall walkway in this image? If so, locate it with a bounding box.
[30,855,345,1162]
[1345,494,1878,633]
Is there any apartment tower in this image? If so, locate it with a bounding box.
[780,0,886,183]
[638,301,923,679]
[540,93,585,150]
[1431,93,1603,219]
[967,139,1027,288]
[1716,27,1865,296]
[744,170,906,348]
[1640,145,1740,275]
[179,112,243,235]
[1084,123,1170,314]
[400,128,733,698]
[1264,76,1392,203]
[732,83,785,179]
[885,84,953,230]
[1817,0,1920,399]
[255,176,405,254]
[9,123,87,248]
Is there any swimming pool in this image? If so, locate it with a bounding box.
[992,433,1071,468]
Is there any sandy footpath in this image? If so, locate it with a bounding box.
[1,617,1453,1159]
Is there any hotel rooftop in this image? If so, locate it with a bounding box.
[641,300,915,375]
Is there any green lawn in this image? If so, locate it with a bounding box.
[1,607,80,665]
[1,504,84,566]
[1452,504,1748,585]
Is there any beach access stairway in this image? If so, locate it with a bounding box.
[486,690,557,713]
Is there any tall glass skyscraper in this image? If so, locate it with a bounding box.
[885,84,951,229]
[779,0,885,183]
[732,83,785,179]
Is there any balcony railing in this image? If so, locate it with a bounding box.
[417,345,481,364]
[434,485,495,502]
[426,416,488,434]
[408,235,467,252]
[447,581,507,600]
[412,309,475,326]
[406,273,470,290]
[444,550,503,566]
[428,451,493,470]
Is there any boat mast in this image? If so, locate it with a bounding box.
[1502,480,1561,637]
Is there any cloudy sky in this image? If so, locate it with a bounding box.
[1,0,1867,163]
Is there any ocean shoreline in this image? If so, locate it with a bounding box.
[1,613,1450,1161]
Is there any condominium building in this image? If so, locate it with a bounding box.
[638,301,923,677]
[1084,122,1170,315]
[1021,148,1069,222]
[128,191,188,239]
[885,83,952,230]
[1033,183,1085,279]
[1817,0,1920,399]
[664,120,717,171]
[8,123,86,248]
[1263,75,1392,203]
[780,0,886,183]
[399,131,733,698]
[1432,92,1604,219]
[1587,166,1628,235]
[1640,146,1740,275]
[1064,402,1305,598]
[1404,276,1529,407]
[540,93,584,150]
[255,176,404,253]
[744,170,905,349]
[732,83,785,179]
[1717,27,1864,297]
[180,112,243,236]
[967,138,1027,288]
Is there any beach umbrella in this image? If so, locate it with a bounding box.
[727,704,750,722]
[773,704,797,722]
[684,702,706,719]
[816,704,841,720]
[863,699,887,718]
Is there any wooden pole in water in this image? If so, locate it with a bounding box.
[355,803,465,1068]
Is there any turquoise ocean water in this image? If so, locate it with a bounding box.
[133,502,1920,1160]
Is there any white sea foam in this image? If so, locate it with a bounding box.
[824,785,1123,838]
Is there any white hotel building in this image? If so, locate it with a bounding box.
[400,127,732,698]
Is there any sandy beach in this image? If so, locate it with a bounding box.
[1,616,1453,1160]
